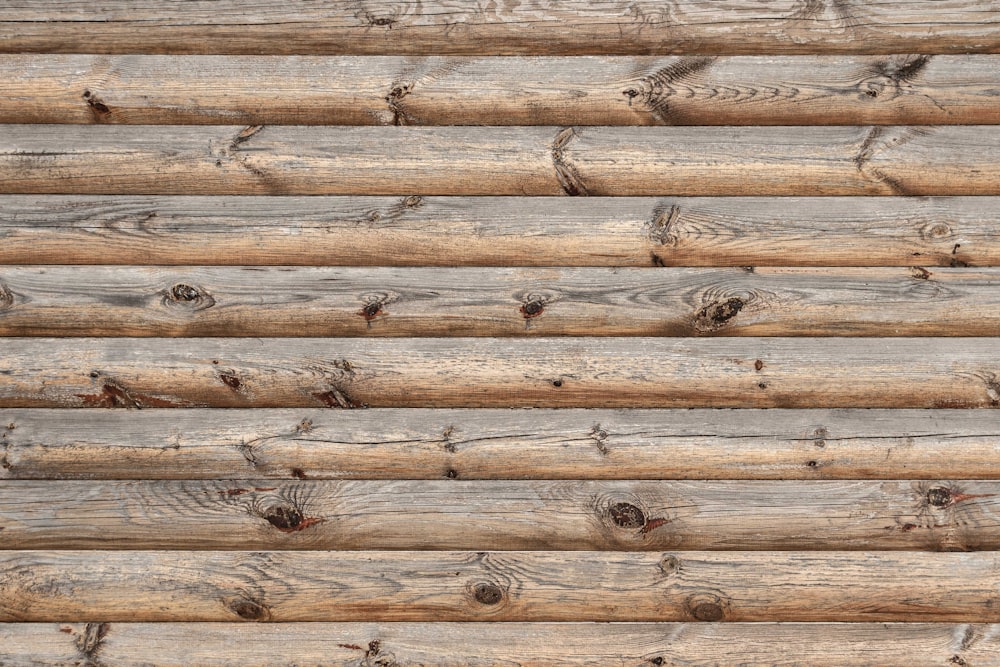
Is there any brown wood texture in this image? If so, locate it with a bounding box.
[2,195,995,267]
[3,622,1000,667]
[3,125,999,196]
[2,479,997,551]
[0,338,998,409]
[3,550,998,622]
[1,266,997,337]
[4,54,1000,126]
[5,408,998,481]
[3,1,1000,55]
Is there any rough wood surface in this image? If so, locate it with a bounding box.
[1,266,996,337]
[5,54,1000,126]
[3,1,999,55]
[5,408,998,481]
[2,479,997,551]
[3,622,999,667]
[3,550,998,622]
[0,337,998,409]
[2,195,992,268]
[3,125,999,196]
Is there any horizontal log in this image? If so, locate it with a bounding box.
[2,125,999,196]
[2,550,997,622]
[2,1,999,55]
[2,195,994,267]
[2,479,997,551]
[0,338,997,408]
[3,408,999,481]
[1,266,997,337]
[5,54,1000,126]
[3,623,999,667]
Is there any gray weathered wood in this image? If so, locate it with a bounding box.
[4,54,1000,126]
[2,550,997,622]
[3,1,999,55]
[0,337,998,408]
[2,195,993,267]
[3,622,999,667]
[3,125,998,196]
[2,479,997,551]
[5,408,998,481]
[1,266,996,337]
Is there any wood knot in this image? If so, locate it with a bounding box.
[263,504,303,530]
[927,486,954,508]
[658,554,681,576]
[608,502,645,529]
[227,595,271,621]
[472,582,505,605]
[686,593,728,622]
[693,296,745,332]
[521,300,544,318]
[0,282,12,310]
[920,222,953,241]
[165,283,215,310]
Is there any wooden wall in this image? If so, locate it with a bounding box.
[2,1,1000,665]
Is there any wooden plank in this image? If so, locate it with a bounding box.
[5,54,1000,126]
[2,1,999,55]
[2,125,998,196]
[3,479,998,551]
[2,550,997,622]
[1,266,997,337]
[3,408,999,481]
[3,622,999,667]
[3,195,994,267]
[0,337,997,409]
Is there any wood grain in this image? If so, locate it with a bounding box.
[5,408,998,481]
[3,195,995,267]
[3,125,999,196]
[3,550,998,622]
[2,1,999,55]
[1,337,998,409]
[5,54,1000,126]
[2,479,998,551]
[1,266,997,337]
[3,622,1000,667]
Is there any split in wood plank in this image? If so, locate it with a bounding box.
[1,337,997,409]
[3,1,999,55]
[2,479,998,551]
[3,622,999,667]
[3,125,1000,196]
[4,54,1000,126]
[4,408,1000,481]
[3,550,998,622]
[1,196,993,267]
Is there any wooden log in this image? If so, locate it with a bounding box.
[5,408,999,481]
[2,195,994,267]
[2,125,999,196]
[3,622,999,667]
[2,550,997,622]
[5,54,1000,126]
[1,266,997,337]
[2,1,999,55]
[2,479,998,551]
[0,337,997,409]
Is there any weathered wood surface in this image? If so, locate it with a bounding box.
[3,550,998,622]
[5,408,998,481]
[0,338,998,409]
[3,125,999,196]
[4,623,1000,667]
[3,1,1000,55]
[6,54,1000,126]
[3,195,995,267]
[2,479,997,551]
[1,266,997,337]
